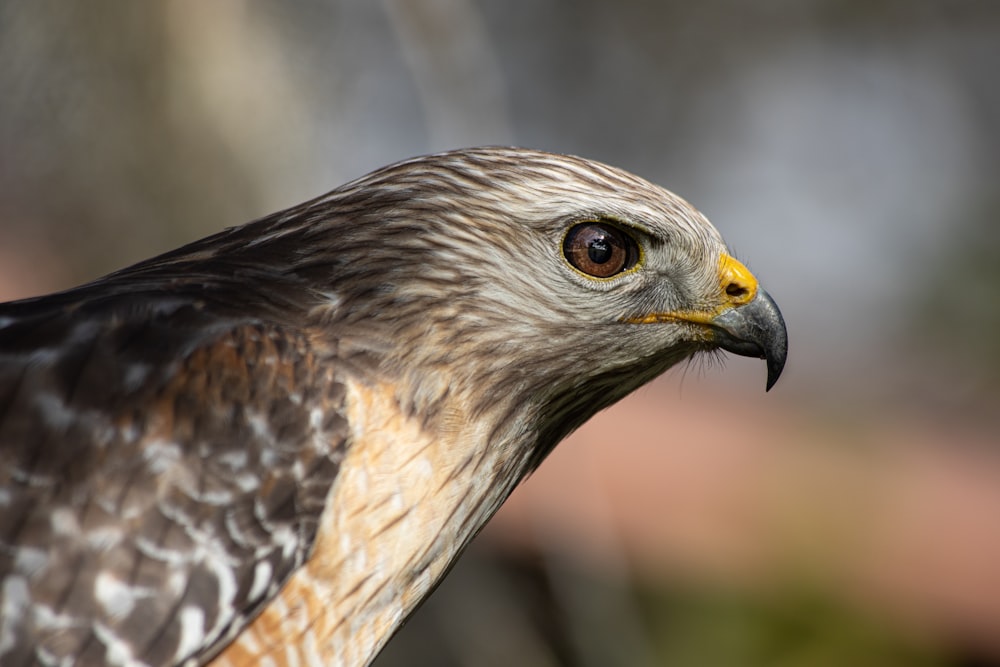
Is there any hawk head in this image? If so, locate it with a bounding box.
[282,148,786,461]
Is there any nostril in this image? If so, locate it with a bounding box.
[726,283,748,298]
[719,254,758,305]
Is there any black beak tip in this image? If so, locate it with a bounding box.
[765,352,785,392]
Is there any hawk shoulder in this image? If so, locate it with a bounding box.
[0,293,350,666]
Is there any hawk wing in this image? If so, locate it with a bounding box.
[0,288,349,666]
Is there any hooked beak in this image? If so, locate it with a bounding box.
[709,287,787,391]
[624,254,788,390]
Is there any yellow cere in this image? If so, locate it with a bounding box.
[622,253,759,325]
[719,254,758,306]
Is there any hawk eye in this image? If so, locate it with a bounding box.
[563,222,640,278]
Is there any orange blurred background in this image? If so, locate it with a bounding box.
[2,2,999,665]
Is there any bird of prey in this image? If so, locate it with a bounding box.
[0,147,786,666]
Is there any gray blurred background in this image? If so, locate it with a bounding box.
[2,1,1000,665]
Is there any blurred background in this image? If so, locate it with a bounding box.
[2,1,1000,664]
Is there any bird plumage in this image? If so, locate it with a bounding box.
[0,147,786,665]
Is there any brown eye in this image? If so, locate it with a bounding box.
[563,222,640,278]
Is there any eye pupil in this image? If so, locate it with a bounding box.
[563,221,639,279]
[588,237,612,264]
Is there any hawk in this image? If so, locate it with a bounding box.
[0,147,786,666]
